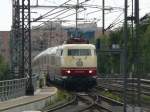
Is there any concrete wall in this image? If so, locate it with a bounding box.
[1,90,57,112]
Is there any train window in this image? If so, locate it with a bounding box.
[80,49,91,56]
[68,49,91,56]
[68,49,79,56]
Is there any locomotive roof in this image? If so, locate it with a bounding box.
[61,44,95,49]
[33,44,95,61]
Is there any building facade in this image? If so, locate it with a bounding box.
[0,22,104,62]
[0,31,10,62]
[31,22,68,57]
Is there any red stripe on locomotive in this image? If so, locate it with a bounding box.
[61,67,97,76]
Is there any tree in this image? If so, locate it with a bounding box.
[97,35,112,75]
[141,25,150,76]
[0,55,10,80]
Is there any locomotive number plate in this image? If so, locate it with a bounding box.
[76,59,83,67]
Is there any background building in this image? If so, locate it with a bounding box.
[64,23,103,39]
[0,31,10,62]
[0,22,104,60]
[31,21,68,57]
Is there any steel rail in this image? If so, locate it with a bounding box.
[97,77,150,96]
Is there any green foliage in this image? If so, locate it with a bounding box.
[89,37,96,44]
[39,78,44,88]
[44,90,71,110]
[0,55,10,80]
[97,35,111,75]
[97,33,122,75]
[56,90,68,101]
[141,25,150,75]
[99,34,110,49]
[142,95,150,104]
[101,91,122,102]
[109,28,123,45]
[96,16,150,78]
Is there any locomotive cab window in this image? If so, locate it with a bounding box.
[80,49,91,56]
[68,49,91,56]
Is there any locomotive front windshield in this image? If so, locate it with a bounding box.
[68,49,91,56]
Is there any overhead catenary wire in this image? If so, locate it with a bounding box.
[100,0,133,31]
[33,0,91,29]
[33,0,93,22]
[105,0,135,31]
[110,12,124,25]
[33,9,86,30]
[33,0,129,30]
[57,9,85,20]
[33,8,73,29]
[41,0,72,18]
[105,11,124,30]
[104,0,135,31]
[106,19,124,30]
[33,0,121,25]
[33,0,73,21]
[46,8,72,21]
[41,8,72,20]
[33,8,72,22]
[81,4,124,10]
[86,9,121,16]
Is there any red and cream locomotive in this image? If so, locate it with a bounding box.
[32,38,97,90]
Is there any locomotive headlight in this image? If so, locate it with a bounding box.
[67,70,71,74]
[89,70,93,74]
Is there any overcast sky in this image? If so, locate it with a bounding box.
[0,0,150,31]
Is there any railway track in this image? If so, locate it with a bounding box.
[97,78,150,96]
[96,78,150,112]
[42,90,123,112]
[42,77,149,112]
[86,89,123,112]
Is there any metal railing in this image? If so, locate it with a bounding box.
[0,75,38,101]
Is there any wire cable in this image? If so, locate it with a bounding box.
[33,0,91,29]
[33,8,72,29]
[33,0,73,21]
[58,9,85,20]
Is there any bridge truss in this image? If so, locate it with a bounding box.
[11,0,34,95]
